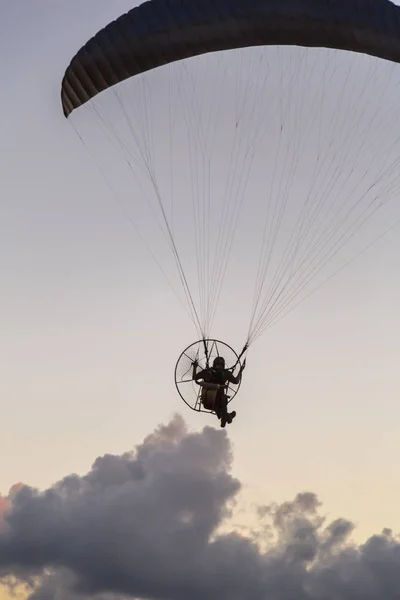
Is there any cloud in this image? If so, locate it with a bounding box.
[0,414,400,600]
[0,498,8,530]
[0,484,25,531]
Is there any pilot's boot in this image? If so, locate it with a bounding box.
[227,411,236,424]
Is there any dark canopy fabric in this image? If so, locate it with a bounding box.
[61,0,400,117]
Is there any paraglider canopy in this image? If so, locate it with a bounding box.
[62,0,400,118]
[61,0,400,362]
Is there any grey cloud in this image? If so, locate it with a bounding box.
[0,415,400,600]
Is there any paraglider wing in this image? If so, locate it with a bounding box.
[61,0,400,117]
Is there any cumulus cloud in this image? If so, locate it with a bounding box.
[0,498,8,530]
[0,414,399,600]
[0,484,25,530]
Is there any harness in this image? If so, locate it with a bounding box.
[204,368,227,386]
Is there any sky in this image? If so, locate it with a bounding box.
[1,2,400,599]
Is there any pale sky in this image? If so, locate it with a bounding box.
[1,0,400,566]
